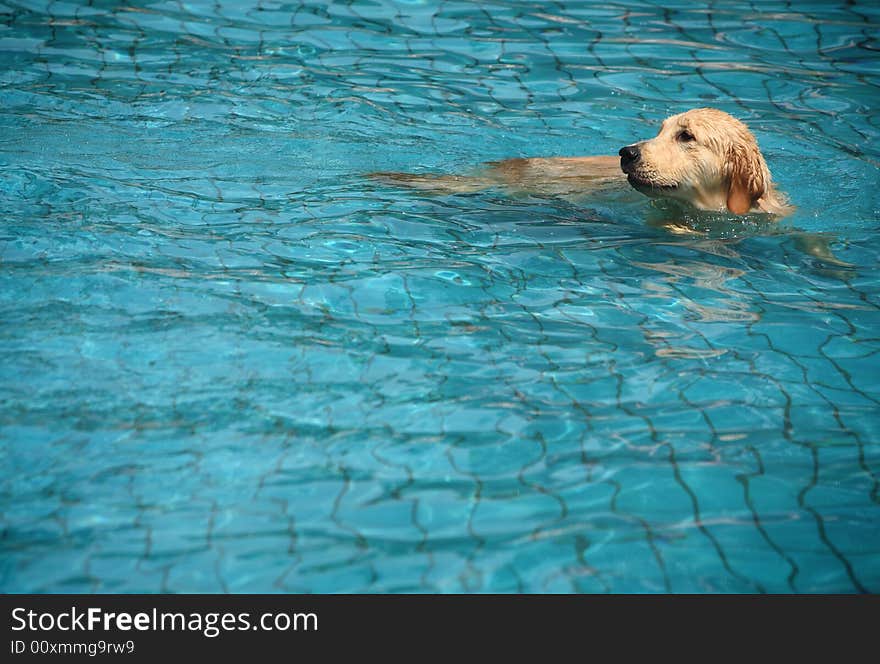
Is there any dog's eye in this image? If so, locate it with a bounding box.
[677,130,696,143]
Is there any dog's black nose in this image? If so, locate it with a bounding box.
[619,144,640,163]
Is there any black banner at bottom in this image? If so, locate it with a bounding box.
[1,594,876,659]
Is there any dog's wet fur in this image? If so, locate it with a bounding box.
[369,108,850,269]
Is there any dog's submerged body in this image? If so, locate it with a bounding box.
[370,107,793,217]
[370,155,626,199]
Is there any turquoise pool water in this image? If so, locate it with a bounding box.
[1,1,879,593]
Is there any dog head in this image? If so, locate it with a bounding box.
[619,108,784,215]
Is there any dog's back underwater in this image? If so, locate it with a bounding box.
[369,155,626,199]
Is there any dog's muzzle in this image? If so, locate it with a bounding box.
[618,144,641,173]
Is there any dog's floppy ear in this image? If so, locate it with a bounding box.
[725,143,766,215]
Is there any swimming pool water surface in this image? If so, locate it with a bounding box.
[1,0,879,593]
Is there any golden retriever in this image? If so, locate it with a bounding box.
[370,107,792,217]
